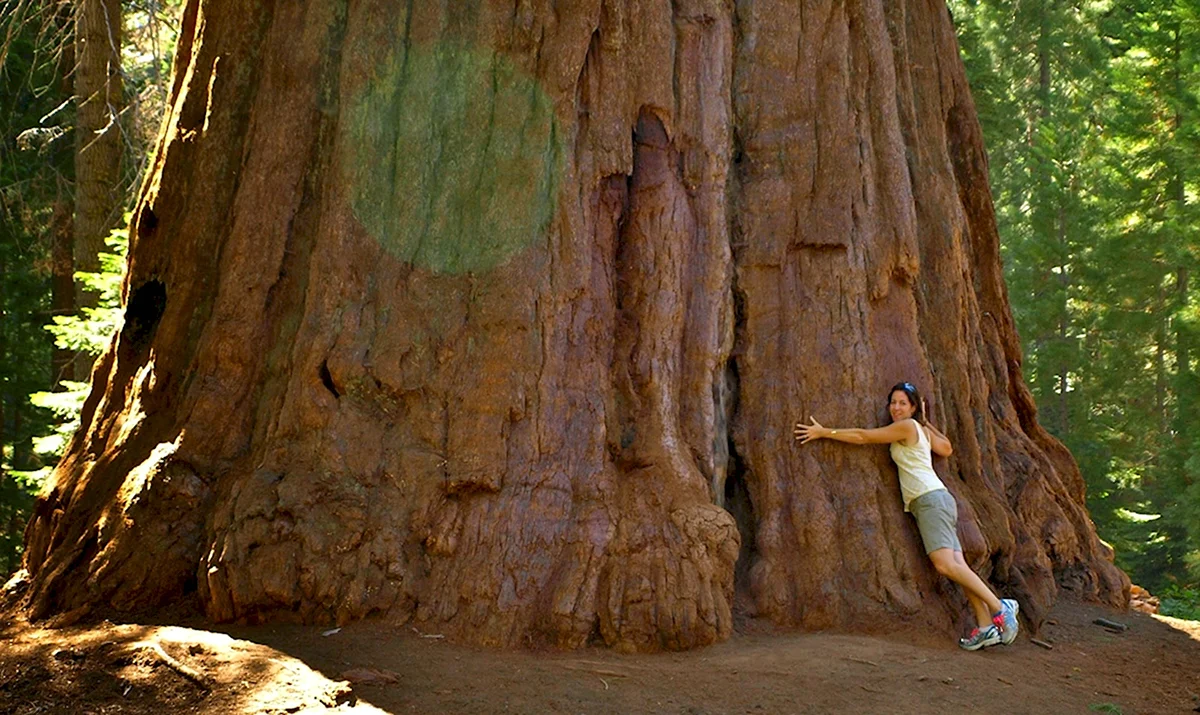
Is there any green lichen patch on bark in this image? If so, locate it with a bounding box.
[344,41,563,275]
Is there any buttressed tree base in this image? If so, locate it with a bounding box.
[16,0,1128,652]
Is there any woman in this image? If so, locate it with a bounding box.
[793,382,1019,650]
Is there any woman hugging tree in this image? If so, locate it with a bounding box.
[794,381,1020,651]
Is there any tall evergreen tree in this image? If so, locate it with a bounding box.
[0,10,65,576]
[952,0,1200,593]
[1092,0,1200,587]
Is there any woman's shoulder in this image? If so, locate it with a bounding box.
[892,419,921,445]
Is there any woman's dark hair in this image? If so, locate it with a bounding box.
[887,381,925,422]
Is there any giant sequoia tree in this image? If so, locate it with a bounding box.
[14,0,1128,651]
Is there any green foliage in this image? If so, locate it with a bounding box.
[1158,584,1200,620]
[0,0,70,579]
[29,228,127,460]
[45,228,127,357]
[951,0,1200,593]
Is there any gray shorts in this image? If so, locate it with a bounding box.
[908,489,962,554]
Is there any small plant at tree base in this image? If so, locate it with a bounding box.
[1158,585,1200,622]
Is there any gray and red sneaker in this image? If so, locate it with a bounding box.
[992,598,1020,645]
[959,625,1001,651]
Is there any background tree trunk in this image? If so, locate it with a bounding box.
[19,0,1127,651]
[50,192,76,387]
[72,0,123,380]
[52,3,78,388]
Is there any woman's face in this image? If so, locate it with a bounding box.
[889,390,916,423]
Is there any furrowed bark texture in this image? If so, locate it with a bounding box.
[19,0,1128,650]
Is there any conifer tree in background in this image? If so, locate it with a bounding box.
[951,0,1110,437]
[1095,0,1199,592]
[952,0,1200,604]
[0,9,66,577]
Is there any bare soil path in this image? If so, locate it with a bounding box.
[2,598,1197,714]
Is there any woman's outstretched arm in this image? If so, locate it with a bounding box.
[793,417,916,446]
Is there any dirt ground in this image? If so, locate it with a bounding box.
[1,598,1197,715]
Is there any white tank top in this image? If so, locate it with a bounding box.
[889,421,946,511]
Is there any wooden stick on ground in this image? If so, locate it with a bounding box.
[1029,637,1053,650]
[132,641,211,688]
[560,665,630,678]
[1092,618,1128,631]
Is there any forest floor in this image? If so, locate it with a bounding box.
[1,597,1198,715]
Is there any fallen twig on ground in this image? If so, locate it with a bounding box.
[132,641,210,688]
[560,665,630,678]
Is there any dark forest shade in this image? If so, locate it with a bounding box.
[16,0,1127,651]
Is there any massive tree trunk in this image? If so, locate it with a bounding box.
[17,0,1127,651]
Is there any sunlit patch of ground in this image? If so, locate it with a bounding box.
[1152,613,1200,642]
[0,620,388,714]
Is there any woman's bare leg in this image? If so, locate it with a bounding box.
[928,548,1001,616]
[967,594,990,629]
[956,552,994,628]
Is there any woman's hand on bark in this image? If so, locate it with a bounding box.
[794,417,825,444]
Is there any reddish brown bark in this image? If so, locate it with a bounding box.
[17,0,1127,651]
